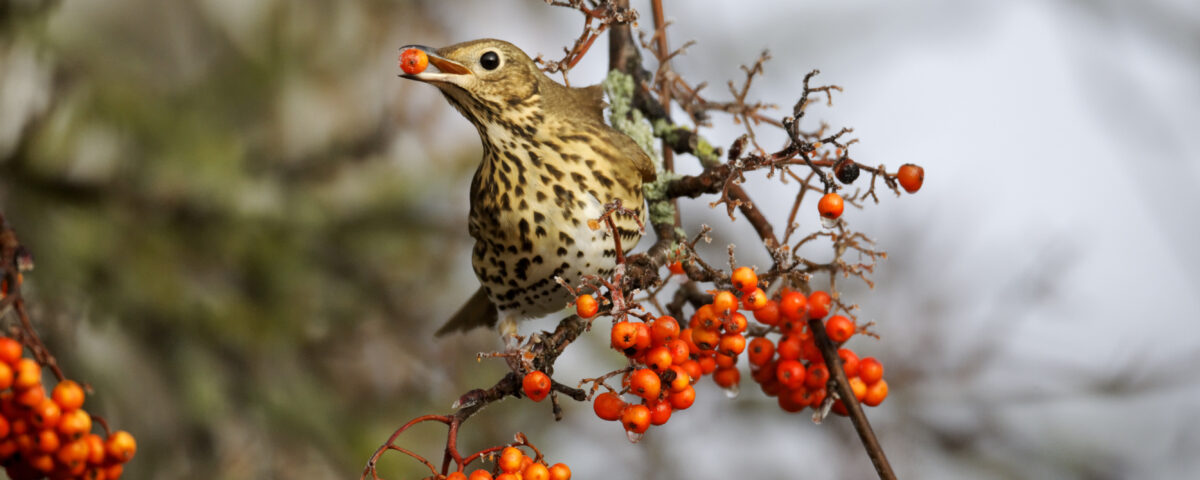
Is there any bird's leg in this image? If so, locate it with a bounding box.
[498,314,534,373]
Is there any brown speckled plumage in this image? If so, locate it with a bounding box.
[401,39,655,335]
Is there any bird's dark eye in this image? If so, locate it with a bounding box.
[480,51,500,70]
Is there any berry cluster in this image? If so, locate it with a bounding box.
[816,162,925,226]
[0,337,135,480]
[446,446,571,480]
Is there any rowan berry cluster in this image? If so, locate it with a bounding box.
[445,446,571,480]
[0,337,136,480]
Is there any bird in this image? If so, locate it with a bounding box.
[398,39,656,344]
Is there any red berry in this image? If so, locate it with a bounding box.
[522,371,552,402]
[730,267,758,293]
[712,290,737,314]
[746,337,775,367]
[859,357,884,385]
[712,367,740,389]
[725,312,748,334]
[610,321,638,352]
[825,315,855,343]
[0,338,21,366]
[818,192,844,219]
[805,363,829,390]
[668,261,685,275]
[593,392,625,421]
[742,288,769,311]
[807,290,832,319]
[897,163,924,193]
[647,399,672,425]
[667,385,695,410]
[838,348,860,377]
[752,299,781,326]
[621,404,651,434]
[650,316,680,345]
[629,368,662,401]
[665,339,690,365]
[776,335,801,361]
[775,359,807,390]
[778,291,807,322]
[576,294,599,318]
[863,379,889,407]
[399,48,429,75]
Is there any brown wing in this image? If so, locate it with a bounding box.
[435,287,498,336]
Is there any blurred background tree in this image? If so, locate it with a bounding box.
[3,0,1200,479]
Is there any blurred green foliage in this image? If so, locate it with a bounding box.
[0,0,524,478]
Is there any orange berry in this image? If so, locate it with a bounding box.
[592,392,625,421]
[34,428,59,453]
[610,321,638,352]
[29,452,54,473]
[0,363,11,391]
[548,462,571,480]
[712,367,740,389]
[14,384,44,408]
[666,366,691,392]
[647,399,672,426]
[399,48,429,75]
[664,339,690,365]
[29,399,60,430]
[697,354,717,374]
[800,336,824,364]
[447,472,468,480]
[863,379,889,407]
[742,288,769,311]
[818,192,844,219]
[690,304,717,330]
[498,446,524,473]
[690,328,719,352]
[805,363,829,390]
[84,433,106,465]
[644,347,673,373]
[807,290,831,319]
[104,463,126,479]
[752,299,780,326]
[837,348,860,377]
[711,290,737,314]
[575,294,599,318]
[628,368,661,401]
[631,322,652,353]
[620,404,651,434]
[825,315,855,343]
[725,312,748,335]
[718,333,746,357]
[0,338,21,366]
[0,438,16,460]
[848,376,868,401]
[776,335,801,361]
[666,385,695,410]
[678,360,701,384]
[714,352,737,369]
[56,408,91,441]
[523,462,550,480]
[53,380,86,411]
[12,358,41,390]
[897,163,924,193]
[522,371,552,402]
[469,469,495,480]
[746,337,775,367]
[778,291,807,322]
[775,359,807,390]
[730,267,758,293]
[859,357,884,385]
[668,260,685,275]
[649,316,680,344]
[106,430,138,464]
[777,389,807,413]
[496,474,518,480]
[0,416,7,439]
[57,438,89,470]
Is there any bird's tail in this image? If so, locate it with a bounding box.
[435,287,499,336]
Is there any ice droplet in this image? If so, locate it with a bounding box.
[820,216,839,229]
[723,384,740,399]
[625,430,644,444]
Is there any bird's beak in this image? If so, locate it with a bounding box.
[399,45,472,83]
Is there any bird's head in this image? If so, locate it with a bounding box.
[399,39,543,117]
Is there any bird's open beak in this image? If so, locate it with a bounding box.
[399,45,471,83]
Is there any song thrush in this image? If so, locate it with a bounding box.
[400,39,656,339]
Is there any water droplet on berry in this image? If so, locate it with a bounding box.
[723,384,740,399]
[625,430,644,444]
[820,216,838,229]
